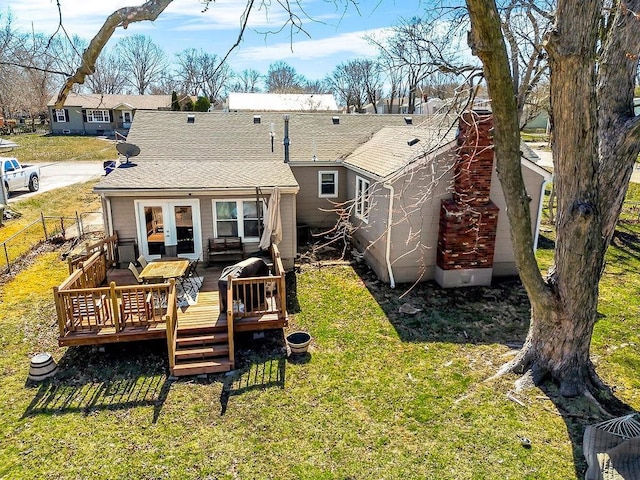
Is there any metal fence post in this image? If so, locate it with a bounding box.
[41,212,48,240]
[76,211,82,237]
[3,243,9,273]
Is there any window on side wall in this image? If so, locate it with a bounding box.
[318,170,338,198]
[355,176,371,222]
[55,109,67,122]
[86,109,110,123]
[213,199,264,240]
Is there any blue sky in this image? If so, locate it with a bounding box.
[7,0,428,80]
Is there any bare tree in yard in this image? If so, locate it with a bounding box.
[0,20,56,124]
[265,61,306,93]
[357,59,384,113]
[115,34,167,94]
[303,79,330,95]
[84,52,128,94]
[231,68,262,93]
[374,17,464,114]
[325,60,368,111]
[175,48,232,104]
[466,0,640,400]
[500,0,552,128]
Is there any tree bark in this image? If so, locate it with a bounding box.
[466,0,640,398]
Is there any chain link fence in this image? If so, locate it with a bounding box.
[0,211,103,273]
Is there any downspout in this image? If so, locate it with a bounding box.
[283,114,290,163]
[533,177,552,252]
[383,181,396,288]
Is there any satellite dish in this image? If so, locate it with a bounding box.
[115,142,140,167]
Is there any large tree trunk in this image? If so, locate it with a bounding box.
[466,0,640,398]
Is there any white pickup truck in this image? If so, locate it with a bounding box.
[1,157,40,197]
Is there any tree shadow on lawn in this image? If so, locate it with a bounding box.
[355,262,532,346]
[219,329,288,416]
[353,260,640,477]
[534,380,636,479]
[23,340,172,423]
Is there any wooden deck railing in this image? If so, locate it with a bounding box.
[58,251,107,291]
[226,277,235,366]
[68,233,118,273]
[226,244,287,322]
[54,278,173,340]
[165,279,179,371]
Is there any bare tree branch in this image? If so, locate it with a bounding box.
[54,0,173,108]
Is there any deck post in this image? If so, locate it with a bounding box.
[166,279,177,371]
[110,282,120,332]
[53,286,66,338]
[227,275,235,367]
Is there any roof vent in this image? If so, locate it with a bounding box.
[404,117,413,125]
[253,115,261,124]
[332,116,340,125]
[187,115,195,124]
[407,138,420,146]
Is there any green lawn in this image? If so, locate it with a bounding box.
[4,133,118,164]
[0,186,638,479]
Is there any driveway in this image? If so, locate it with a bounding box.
[7,161,106,203]
[528,143,640,183]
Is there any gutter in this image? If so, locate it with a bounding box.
[383,181,396,288]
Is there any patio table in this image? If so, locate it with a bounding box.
[139,258,189,282]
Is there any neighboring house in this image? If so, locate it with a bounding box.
[47,93,172,136]
[95,110,550,286]
[363,98,446,115]
[227,93,339,112]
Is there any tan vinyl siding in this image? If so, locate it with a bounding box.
[107,192,297,268]
[349,151,546,284]
[386,153,455,283]
[490,164,546,276]
[290,165,346,228]
[109,197,137,240]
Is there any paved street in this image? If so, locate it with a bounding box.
[7,161,106,203]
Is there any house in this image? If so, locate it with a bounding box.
[227,93,339,112]
[47,93,172,136]
[95,110,550,287]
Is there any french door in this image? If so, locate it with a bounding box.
[135,199,202,260]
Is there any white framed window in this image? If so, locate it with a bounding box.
[213,199,264,240]
[318,170,338,198]
[86,109,110,123]
[55,109,67,122]
[355,176,371,222]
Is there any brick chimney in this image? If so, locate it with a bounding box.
[435,110,500,288]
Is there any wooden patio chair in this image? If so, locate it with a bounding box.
[184,259,201,289]
[137,255,148,268]
[128,262,143,284]
[120,290,153,323]
[70,294,109,327]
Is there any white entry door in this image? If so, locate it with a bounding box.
[135,199,202,260]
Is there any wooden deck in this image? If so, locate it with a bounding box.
[102,262,287,339]
[55,242,288,376]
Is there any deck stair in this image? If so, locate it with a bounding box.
[172,319,232,376]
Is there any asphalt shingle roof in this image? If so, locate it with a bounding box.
[343,120,458,178]
[95,111,431,191]
[47,93,172,110]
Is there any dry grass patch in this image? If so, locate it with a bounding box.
[7,134,117,164]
